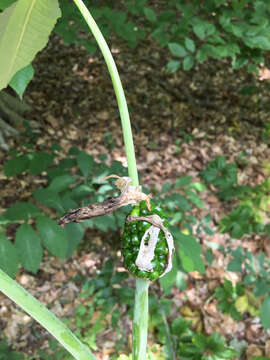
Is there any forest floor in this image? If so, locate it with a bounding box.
[0,32,270,359]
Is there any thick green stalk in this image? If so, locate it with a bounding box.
[72,0,138,187]
[0,269,96,360]
[72,2,149,359]
[133,278,149,360]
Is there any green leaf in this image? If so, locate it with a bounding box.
[0,232,19,277]
[76,152,94,179]
[176,232,205,274]
[253,279,268,297]
[227,258,242,272]
[93,214,117,232]
[185,37,195,52]
[260,296,270,329]
[169,193,191,211]
[9,63,34,99]
[159,254,177,295]
[0,0,17,11]
[193,23,206,39]
[4,202,42,220]
[36,216,68,258]
[64,223,85,257]
[111,271,129,284]
[184,189,204,208]
[168,42,187,57]
[0,0,61,91]
[183,55,194,70]
[3,154,30,177]
[60,195,77,212]
[71,184,93,201]
[33,188,63,212]
[161,182,172,193]
[169,212,183,226]
[115,287,134,305]
[143,7,156,22]
[244,36,270,50]
[15,223,42,273]
[166,60,180,73]
[175,176,192,188]
[48,174,76,193]
[205,249,214,264]
[29,152,54,175]
[189,182,206,192]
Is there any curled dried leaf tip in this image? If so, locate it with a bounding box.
[57,175,152,227]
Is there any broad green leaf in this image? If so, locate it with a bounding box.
[196,48,208,63]
[58,158,76,170]
[168,42,187,57]
[253,279,268,297]
[205,249,214,264]
[76,152,94,179]
[115,287,134,305]
[36,216,68,258]
[160,254,177,295]
[70,184,94,201]
[0,0,17,11]
[4,202,42,220]
[143,7,157,22]
[193,23,206,39]
[183,55,194,71]
[29,152,54,175]
[185,37,195,52]
[169,193,191,211]
[169,212,183,226]
[175,271,187,290]
[33,188,63,212]
[176,232,205,273]
[15,223,42,273]
[93,214,117,232]
[184,189,204,208]
[189,182,206,192]
[111,271,129,285]
[46,169,70,181]
[60,195,77,211]
[161,182,172,193]
[48,174,76,193]
[0,0,61,91]
[0,232,19,277]
[166,60,180,73]
[175,176,192,188]
[260,296,270,329]
[9,63,34,99]
[64,223,85,257]
[227,258,242,272]
[3,154,30,177]
[244,36,270,50]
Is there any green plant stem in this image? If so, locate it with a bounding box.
[71,2,149,359]
[72,0,139,187]
[0,269,96,360]
[133,278,149,360]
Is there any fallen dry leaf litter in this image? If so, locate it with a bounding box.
[0,33,269,359]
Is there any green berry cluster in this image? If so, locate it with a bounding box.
[121,201,169,281]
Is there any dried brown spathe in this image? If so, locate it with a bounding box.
[57,175,151,227]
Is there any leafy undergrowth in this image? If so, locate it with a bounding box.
[0,25,270,360]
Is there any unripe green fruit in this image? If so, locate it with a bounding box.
[121,201,169,281]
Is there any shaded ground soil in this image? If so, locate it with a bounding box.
[0,33,270,359]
